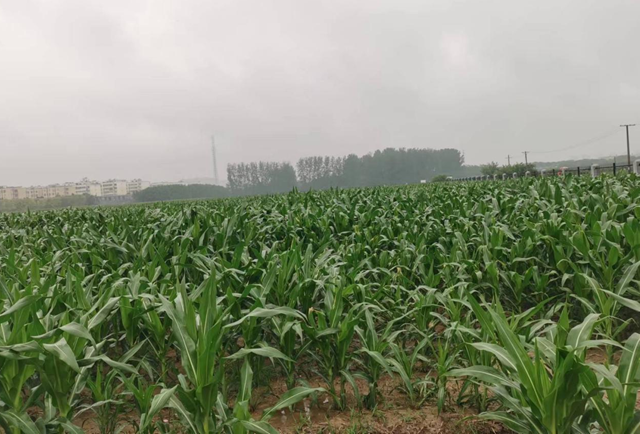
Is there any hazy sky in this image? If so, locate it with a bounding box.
[1,0,639,185]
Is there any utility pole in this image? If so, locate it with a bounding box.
[620,124,636,166]
[506,155,511,166]
[211,136,219,185]
[522,151,529,165]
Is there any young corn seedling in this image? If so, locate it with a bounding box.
[302,284,366,410]
[579,333,640,434]
[575,262,640,362]
[448,302,602,434]
[355,310,396,410]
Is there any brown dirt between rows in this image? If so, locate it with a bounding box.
[258,375,505,434]
[67,372,505,434]
[30,348,638,433]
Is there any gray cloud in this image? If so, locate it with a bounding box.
[1,0,639,185]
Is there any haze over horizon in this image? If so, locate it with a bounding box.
[1,0,639,186]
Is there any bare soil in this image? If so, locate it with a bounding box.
[66,373,506,434]
[37,348,636,433]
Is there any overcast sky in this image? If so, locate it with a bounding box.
[1,0,639,185]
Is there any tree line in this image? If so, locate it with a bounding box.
[227,147,465,194]
[133,184,230,203]
[480,162,538,177]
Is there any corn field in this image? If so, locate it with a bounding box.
[2,174,640,433]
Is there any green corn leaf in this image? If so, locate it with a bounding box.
[240,420,280,434]
[476,411,532,433]
[0,295,41,323]
[0,410,40,434]
[599,288,640,312]
[59,420,85,434]
[60,322,95,344]
[87,297,120,330]
[576,339,624,351]
[619,333,640,398]
[470,342,518,371]
[0,341,41,353]
[340,369,362,407]
[238,358,253,403]
[225,307,305,329]
[140,386,176,432]
[84,354,138,375]
[488,307,543,409]
[586,363,623,394]
[567,313,599,349]
[615,261,640,295]
[75,399,125,419]
[358,349,395,377]
[385,358,414,403]
[226,347,293,362]
[262,387,325,419]
[168,396,198,433]
[43,338,80,373]
[447,366,520,389]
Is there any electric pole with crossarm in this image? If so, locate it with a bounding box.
[620,124,636,166]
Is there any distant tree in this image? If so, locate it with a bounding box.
[431,175,448,182]
[228,147,467,194]
[480,162,500,176]
[133,185,229,202]
[227,161,297,195]
[295,148,464,190]
[496,163,537,177]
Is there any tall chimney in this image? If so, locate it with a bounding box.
[211,136,219,185]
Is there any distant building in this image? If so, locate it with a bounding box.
[43,183,77,198]
[0,178,150,201]
[126,179,150,194]
[76,178,102,196]
[26,186,46,199]
[0,187,27,200]
[101,179,128,196]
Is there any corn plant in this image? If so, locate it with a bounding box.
[448,303,603,434]
[579,333,640,434]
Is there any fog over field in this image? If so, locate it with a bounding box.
[1,0,639,185]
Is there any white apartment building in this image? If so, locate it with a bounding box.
[1,178,150,201]
[76,178,103,196]
[126,179,151,194]
[101,179,128,196]
[43,183,77,198]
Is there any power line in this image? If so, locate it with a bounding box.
[529,128,621,155]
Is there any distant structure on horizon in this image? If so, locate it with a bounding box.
[0,178,150,201]
[152,177,225,187]
[211,136,219,185]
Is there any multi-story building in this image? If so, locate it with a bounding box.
[101,179,128,196]
[1,178,149,201]
[0,187,27,200]
[76,178,102,196]
[45,184,76,198]
[126,179,151,194]
[26,186,46,199]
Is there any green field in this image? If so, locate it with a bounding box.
[2,175,640,433]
